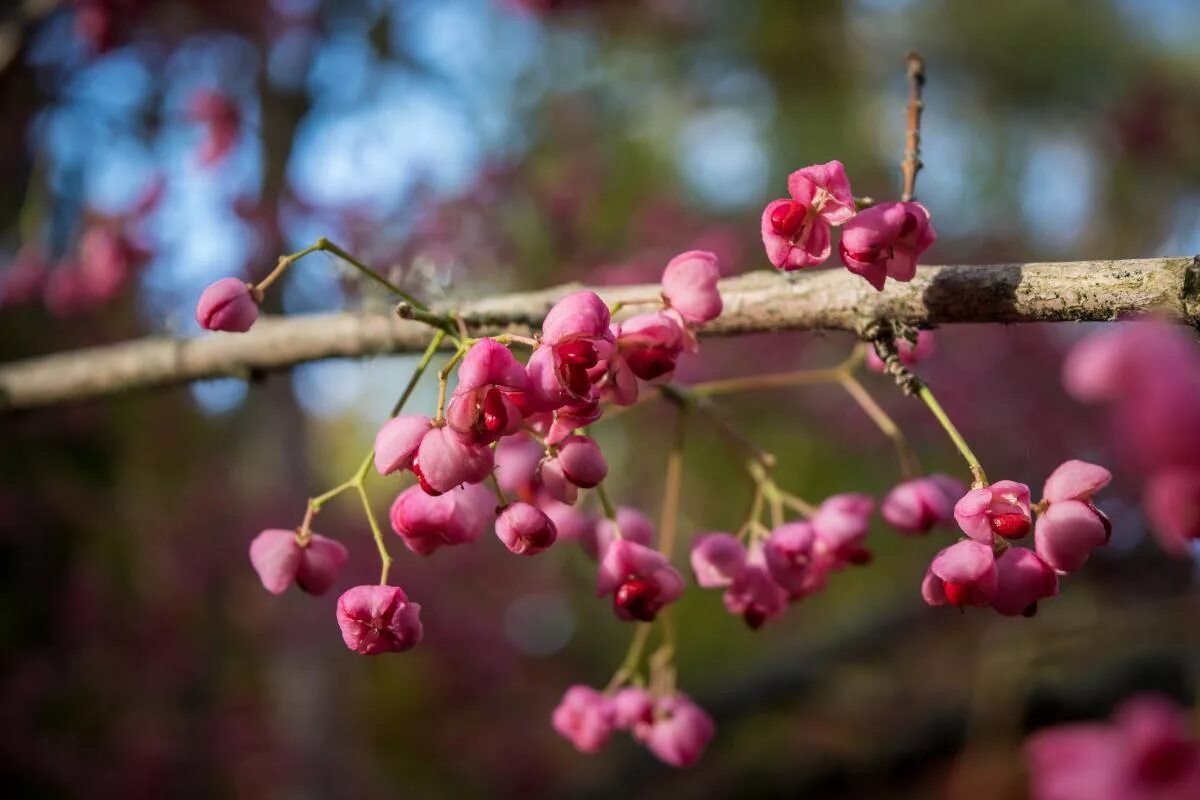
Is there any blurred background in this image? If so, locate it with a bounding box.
[2,0,1199,797]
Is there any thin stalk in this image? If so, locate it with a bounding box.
[917,384,987,486]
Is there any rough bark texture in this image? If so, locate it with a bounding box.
[2,257,1197,411]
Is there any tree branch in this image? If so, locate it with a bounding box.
[2,257,1197,412]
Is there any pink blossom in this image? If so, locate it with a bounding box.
[866,330,935,373]
[495,502,558,555]
[389,483,496,556]
[954,480,1032,543]
[591,506,655,560]
[992,547,1059,617]
[249,529,349,596]
[690,533,747,589]
[537,435,608,506]
[882,474,965,534]
[552,685,614,754]
[335,585,423,655]
[1035,460,1112,573]
[761,160,855,271]
[661,249,722,325]
[1025,695,1200,800]
[635,693,716,768]
[616,311,687,382]
[597,539,685,622]
[762,522,817,595]
[446,339,530,442]
[1143,467,1200,555]
[373,415,432,475]
[530,291,616,408]
[612,686,655,729]
[839,201,936,291]
[921,539,998,608]
[723,542,789,629]
[196,277,258,332]
[811,493,874,567]
[412,425,494,495]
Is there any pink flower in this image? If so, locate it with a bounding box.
[335,585,423,655]
[446,339,530,442]
[866,330,935,373]
[413,425,495,495]
[661,250,722,325]
[882,474,965,534]
[762,522,817,595]
[612,686,655,729]
[495,502,558,555]
[552,685,614,753]
[761,160,856,271]
[1143,467,1200,555]
[389,483,496,556]
[1025,695,1200,800]
[597,539,685,622]
[690,533,747,589]
[635,693,716,768]
[1035,460,1112,573]
[590,506,654,560]
[615,311,688,382]
[992,547,1059,617]
[538,435,609,504]
[723,542,789,629]
[196,277,258,332]
[811,493,875,567]
[249,529,349,596]
[530,291,616,408]
[921,539,998,608]
[373,414,432,475]
[839,201,936,291]
[954,480,1032,543]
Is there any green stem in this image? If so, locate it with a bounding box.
[917,384,988,486]
[253,242,323,294]
[357,484,393,585]
[595,482,620,538]
[604,622,652,692]
[315,237,426,309]
[657,408,686,560]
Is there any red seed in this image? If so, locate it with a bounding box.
[482,388,508,433]
[990,512,1031,539]
[769,200,806,237]
[411,457,443,497]
[614,579,659,621]
[625,347,677,381]
[943,580,970,607]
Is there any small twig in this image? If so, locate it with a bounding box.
[657,408,687,560]
[901,50,926,202]
[838,372,921,479]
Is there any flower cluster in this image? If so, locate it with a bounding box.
[760,160,936,291]
[552,684,715,768]
[1024,694,1200,799]
[920,460,1111,617]
[1064,322,1200,555]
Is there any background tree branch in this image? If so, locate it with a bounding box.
[2,256,1197,412]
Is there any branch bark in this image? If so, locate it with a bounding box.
[2,257,1197,412]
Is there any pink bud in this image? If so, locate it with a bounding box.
[635,693,716,768]
[196,277,258,332]
[839,201,935,291]
[612,686,655,729]
[690,532,747,588]
[295,535,351,595]
[921,539,998,608]
[495,502,558,555]
[446,386,523,441]
[455,337,530,393]
[617,311,687,382]
[551,685,614,753]
[597,539,684,622]
[1034,499,1110,573]
[661,250,722,325]
[723,542,789,629]
[811,493,874,566]
[373,414,432,475]
[538,456,579,505]
[866,330,935,373]
[249,530,349,596]
[1143,467,1200,555]
[954,480,1032,543]
[555,435,608,489]
[882,474,965,534]
[335,585,423,655]
[414,426,495,494]
[1043,459,1112,504]
[592,506,654,560]
[762,522,817,595]
[992,547,1059,617]
[389,483,496,556]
